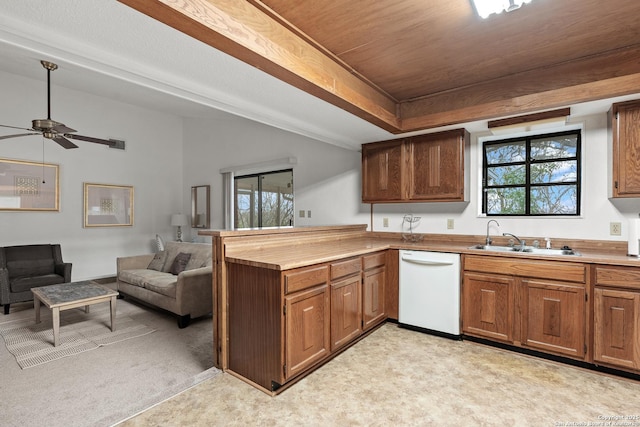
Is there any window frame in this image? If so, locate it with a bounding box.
[234,168,294,229]
[481,129,582,217]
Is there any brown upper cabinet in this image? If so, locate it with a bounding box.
[609,100,640,198]
[362,129,470,203]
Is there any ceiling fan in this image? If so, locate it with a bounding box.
[0,60,119,149]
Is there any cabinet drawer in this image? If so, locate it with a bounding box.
[284,265,328,294]
[464,255,586,284]
[330,258,361,280]
[595,265,640,291]
[362,251,386,271]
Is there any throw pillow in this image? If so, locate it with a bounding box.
[148,251,167,271]
[169,252,192,275]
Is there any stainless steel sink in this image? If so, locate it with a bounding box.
[468,244,581,256]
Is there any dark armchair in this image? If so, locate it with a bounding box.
[0,244,72,314]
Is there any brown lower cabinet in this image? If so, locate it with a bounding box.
[462,255,588,361]
[227,251,387,394]
[593,265,640,372]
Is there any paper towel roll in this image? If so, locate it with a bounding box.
[628,217,640,256]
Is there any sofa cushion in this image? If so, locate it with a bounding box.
[119,269,167,289]
[161,241,211,273]
[147,251,167,271]
[169,252,191,275]
[11,274,65,293]
[144,275,178,298]
[7,259,55,279]
[119,269,177,298]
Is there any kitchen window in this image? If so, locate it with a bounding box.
[482,130,581,216]
[234,169,294,228]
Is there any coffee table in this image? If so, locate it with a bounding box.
[32,280,119,347]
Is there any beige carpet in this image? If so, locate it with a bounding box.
[0,306,155,369]
[1,295,220,427]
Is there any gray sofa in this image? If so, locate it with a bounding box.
[116,241,212,328]
[0,244,72,314]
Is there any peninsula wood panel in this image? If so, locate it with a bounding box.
[227,262,283,389]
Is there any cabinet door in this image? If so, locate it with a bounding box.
[462,272,514,343]
[330,275,362,351]
[594,288,640,370]
[407,129,467,201]
[285,284,330,380]
[612,100,640,197]
[361,139,405,202]
[363,266,386,331]
[521,279,586,359]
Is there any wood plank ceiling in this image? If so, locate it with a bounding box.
[119,0,640,134]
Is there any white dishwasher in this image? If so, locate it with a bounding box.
[398,250,461,338]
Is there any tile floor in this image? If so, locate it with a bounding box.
[119,323,640,426]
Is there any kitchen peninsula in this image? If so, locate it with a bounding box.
[201,224,640,394]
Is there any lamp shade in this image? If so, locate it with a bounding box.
[171,214,188,227]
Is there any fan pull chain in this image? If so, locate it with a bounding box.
[42,137,46,184]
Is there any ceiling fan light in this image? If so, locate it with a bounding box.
[471,0,533,19]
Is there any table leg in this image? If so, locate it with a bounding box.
[34,297,41,324]
[52,307,60,347]
[85,305,90,313]
[110,296,117,332]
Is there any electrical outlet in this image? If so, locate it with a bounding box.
[610,222,622,236]
[383,218,389,227]
[307,210,311,218]
[299,210,305,218]
[447,218,454,229]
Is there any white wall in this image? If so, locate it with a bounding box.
[181,116,371,241]
[368,113,636,243]
[0,71,184,280]
[2,68,637,281]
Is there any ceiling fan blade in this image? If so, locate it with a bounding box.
[0,124,34,132]
[65,133,116,147]
[53,136,79,149]
[0,132,41,140]
[52,123,77,133]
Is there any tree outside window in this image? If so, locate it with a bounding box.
[482,130,581,216]
[235,169,293,228]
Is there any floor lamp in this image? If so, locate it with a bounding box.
[171,214,188,242]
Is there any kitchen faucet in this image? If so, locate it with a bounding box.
[486,219,499,245]
[503,232,526,250]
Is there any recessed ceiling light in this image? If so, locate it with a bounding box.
[471,0,534,19]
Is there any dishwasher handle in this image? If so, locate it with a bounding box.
[401,255,455,266]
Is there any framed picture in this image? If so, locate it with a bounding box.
[84,183,134,227]
[0,158,59,211]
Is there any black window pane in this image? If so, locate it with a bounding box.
[530,160,577,184]
[487,165,526,186]
[531,185,577,214]
[531,135,577,160]
[486,187,526,214]
[485,141,526,165]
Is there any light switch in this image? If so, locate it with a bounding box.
[299,210,305,218]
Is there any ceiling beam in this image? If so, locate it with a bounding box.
[117,0,400,132]
[118,0,640,136]
[400,45,640,132]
